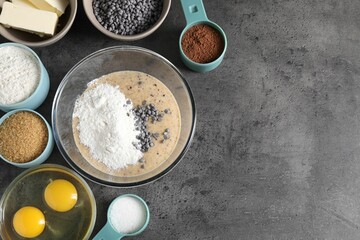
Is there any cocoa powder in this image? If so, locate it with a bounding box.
[181,24,224,64]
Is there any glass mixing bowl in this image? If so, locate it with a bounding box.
[0,164,96,240]
[52,46,196,187]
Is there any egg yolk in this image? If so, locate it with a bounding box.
[44,179,78,212]
[13,206,45,238]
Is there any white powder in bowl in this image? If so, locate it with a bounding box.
[73,83,143,169]
[0,46,40,105]
[110,196,147,234]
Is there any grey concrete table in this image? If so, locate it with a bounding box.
[2,0,360,239]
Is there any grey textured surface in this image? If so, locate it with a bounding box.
[1,0,360,239]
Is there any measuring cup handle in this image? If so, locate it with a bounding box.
[180,0,209,25]
[92,222,124,240]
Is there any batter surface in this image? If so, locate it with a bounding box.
[73,71,181,177]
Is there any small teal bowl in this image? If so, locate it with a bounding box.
[0,43,50,112]
[179,0,227,72]
[0,109,54,168]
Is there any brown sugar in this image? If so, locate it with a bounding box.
[0,111,48,163]
[181,24,224,64]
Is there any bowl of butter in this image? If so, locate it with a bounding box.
[0,0,77,47]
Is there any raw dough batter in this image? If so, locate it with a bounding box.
[73,71,181,177]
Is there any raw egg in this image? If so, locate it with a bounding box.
[44,179,78,212]
[13,206,45,238]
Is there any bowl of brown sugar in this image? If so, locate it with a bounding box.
[0,109,54,168]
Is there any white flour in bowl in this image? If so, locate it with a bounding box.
[0,46,40,105]
[73,83,143,169]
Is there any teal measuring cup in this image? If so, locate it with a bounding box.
[179,0,227,72]
[92,194,150,240]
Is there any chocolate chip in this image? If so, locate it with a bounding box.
[133,101,171,151]
[152,132,159,140]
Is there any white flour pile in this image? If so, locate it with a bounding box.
[0,46,40,104]
[73,82,143,169]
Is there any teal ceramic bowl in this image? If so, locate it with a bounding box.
[0,109,54,168]
[0,43,50,112]
[179,0,227,72]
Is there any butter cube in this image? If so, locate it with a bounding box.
[0,2,58,36]
[11,0,37,8]
[29,0,69,17]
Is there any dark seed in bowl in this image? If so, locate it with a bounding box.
[92,0,163,35]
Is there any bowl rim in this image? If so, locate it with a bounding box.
[52,45,196,187]
[0,109,54,168]
[0,43,47,109]
[0,0,78,47]
[0,163,97,239]
[83,0,171,41]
